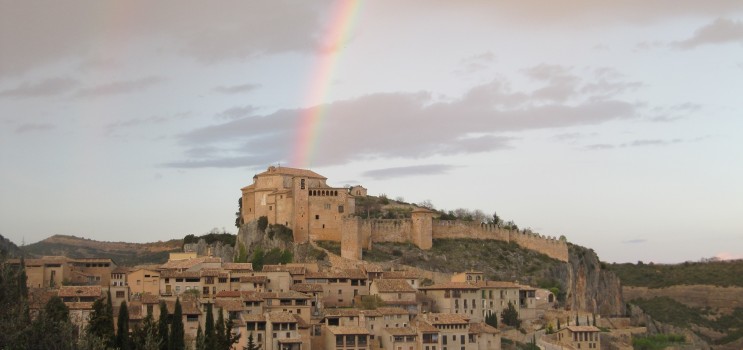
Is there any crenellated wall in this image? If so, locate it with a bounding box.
[338,216,569,262]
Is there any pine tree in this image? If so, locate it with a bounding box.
[116,301,130,350]
[27,296,76,350]
[170,298,185,350]
[157,301,169,350]
[500,301,521,328]
[245,333,259,350]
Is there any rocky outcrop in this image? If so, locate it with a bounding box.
[628,304,711,350]
[183,239,235,262]
[623,285,743,312]
[547,244,624,316]
[235,220,328,264]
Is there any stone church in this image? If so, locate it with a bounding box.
[240,166,363,243]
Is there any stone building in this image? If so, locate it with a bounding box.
[240,166,359,244]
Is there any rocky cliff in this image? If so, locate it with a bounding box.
[235,220,328,264]
[183,239,235,263]
[546,244,624,316]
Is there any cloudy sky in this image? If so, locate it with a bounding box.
[1,1,742,263]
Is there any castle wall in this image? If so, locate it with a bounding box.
[341,217,362,260]
[431,220,568,261]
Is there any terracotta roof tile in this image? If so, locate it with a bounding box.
[267,311,299,323]
[419,282,478,290]
[58,286,102,298]
[376,307,409,315]
[65,302,95,310]
[215,291,242,298]
[413,319,438,332]
[240,276,267,283]
[424,313,470,325]
[242,314,266,322]
[215,299,245,312]
[222,263,253,271]
[469,322,499,334]
[373,279,416,293]
[290,283,324,293]
[256,166,326,179]
[567,326,600,332]
[381,270,421,279]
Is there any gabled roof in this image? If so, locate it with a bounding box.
[373,279,416,293]
[262,265,305,275]
[469,322,500,334]
[266,311,299,323]
[474,281,521,289]
[418,282,478,290]
[58,286,102,298]
[566,326,600,332]
[222,263,253,271]
[255,166,326,179]
[424,313,470,325]
[290,283,324,293]
[215,299,245,312]
[384,327,418,336]
[376,307,409,315]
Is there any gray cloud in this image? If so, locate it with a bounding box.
[674,18,743,49]
[622,239,647,244]
[168,65,639,168]
[214,83,260,94]
[455,52,496,75]
[362,164,458,180]
[0,77,78,98]
[105,112,191,134]
[77,76,163,97]
[584,144,615,150]
[0,2,326,77]
[217,106,258,120]
[15,123,56,133]
[585,136,705,150]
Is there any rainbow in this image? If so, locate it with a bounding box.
[291,0,362,168]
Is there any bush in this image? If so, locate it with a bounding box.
[257,216,268,232]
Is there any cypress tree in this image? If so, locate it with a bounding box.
[215,308,226,350]
[557,318,561,330]
[106,289,114,342]
[245,333,259,350]
[204,303,216,349]
[157,301,169,350]
[87,296,115,345]
[576,313,579,326]
[170,298,185,350]
[195,324,205,350]
[116,301,130,350]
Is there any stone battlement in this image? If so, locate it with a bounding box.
[341,216,568,262]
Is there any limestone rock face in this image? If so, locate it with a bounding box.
[628,304,711,350]
[182,239,235,262]
[547,245,624,316]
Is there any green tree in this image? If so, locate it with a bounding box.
[257,216,268,232]
[157,301,169,350]
[27,297,77,350]
[244,333,260,350]
[87,296,114,346]
[501,301,521,328]
[204,303,216,350]
[195,324,205,350]
[216,308,227,350]
[170,298,185,350]
[251,247,265,271]
[132,312,160,350]
[485,312,498,328]
[116,301,130,350]
[235,197,244,228]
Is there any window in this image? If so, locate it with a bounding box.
[300,179,305,189]
[315,215,320,220]
[324,203,331,210]
[269,206,272,211]
[116,291,125,298]
[338,205,344,213]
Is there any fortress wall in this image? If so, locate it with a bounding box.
[432,220,510,241]
[432,220,568,262]
[366,219,414,243]
[509,231,568,262]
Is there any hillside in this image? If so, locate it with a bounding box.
[612,260,743,349]
[0,234,23,258]
[22,234,182,266]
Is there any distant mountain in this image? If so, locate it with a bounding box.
[0,233,24,258]
[21,234,183,266]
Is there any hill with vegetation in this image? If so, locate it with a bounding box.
[0,234,23,258]
[612,260,743,349]
[21,234,182,266]
[608,259,743,288]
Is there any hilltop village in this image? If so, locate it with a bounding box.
[5,167,642,350]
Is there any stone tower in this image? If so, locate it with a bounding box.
[292,176,310,243]
[411,208,433,250]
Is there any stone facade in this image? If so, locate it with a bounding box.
[241,166,357,245]
[241,166,568,262]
